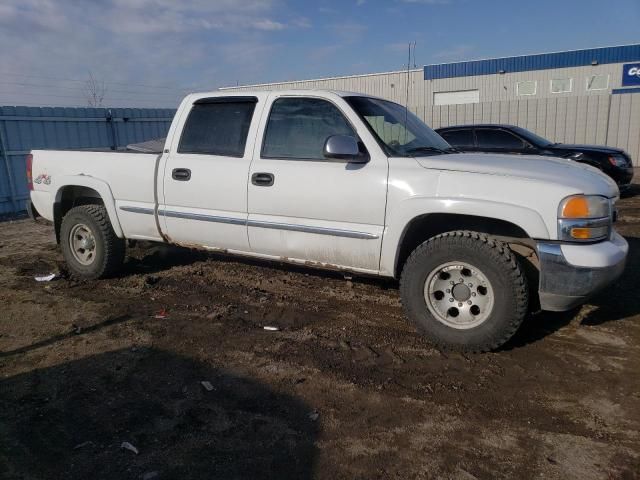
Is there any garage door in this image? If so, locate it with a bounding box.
[433,89,480,106]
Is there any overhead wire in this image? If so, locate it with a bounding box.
[0,72,212,91]
[0,80,190,97]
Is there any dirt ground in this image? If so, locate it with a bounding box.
[1,190,639,480]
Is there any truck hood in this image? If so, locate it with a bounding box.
[415,153,619,198]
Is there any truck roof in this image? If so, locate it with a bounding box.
[436,124,519,131]
[188,89,384,100]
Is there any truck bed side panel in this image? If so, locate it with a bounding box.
[30,150,160,240]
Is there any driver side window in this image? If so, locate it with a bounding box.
[261,97,355,160]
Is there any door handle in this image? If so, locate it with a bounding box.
[172,168,191,181]
[251,172,274,186]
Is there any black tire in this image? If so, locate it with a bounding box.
[60,204,125,280]
[399,230,528,353]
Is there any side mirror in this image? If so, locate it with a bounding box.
[323,135,368,163]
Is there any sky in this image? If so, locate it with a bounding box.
[0,0,639,108]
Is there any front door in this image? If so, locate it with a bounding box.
[247,94,388,273]
[161,95,265,251]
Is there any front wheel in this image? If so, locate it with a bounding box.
[400,231,528,352]
[60,204,125,280]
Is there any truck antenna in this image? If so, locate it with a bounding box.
[404,41,415,144]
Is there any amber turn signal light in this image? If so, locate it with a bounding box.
[561,196,589,218]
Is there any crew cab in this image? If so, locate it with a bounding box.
[436,124,634,191]
[26,90,628,352]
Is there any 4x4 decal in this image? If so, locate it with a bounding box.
[34,174,51,185]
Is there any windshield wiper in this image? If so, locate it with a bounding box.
[406,146,457,156]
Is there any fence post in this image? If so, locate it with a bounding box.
[0,119,19,213]
[106,109,118,150]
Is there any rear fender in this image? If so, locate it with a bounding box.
[53,175,124,238]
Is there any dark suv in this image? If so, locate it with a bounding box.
[436,124,634,191]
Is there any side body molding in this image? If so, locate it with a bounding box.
[380,196,550,276]
[53,175,125,238]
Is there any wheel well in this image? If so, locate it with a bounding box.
[54,186,104,243]
[394,213,532,278]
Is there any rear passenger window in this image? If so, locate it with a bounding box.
[262,97,355,160]
[178,99,257,157]
[440,129,474,148]
[476,129,525,149]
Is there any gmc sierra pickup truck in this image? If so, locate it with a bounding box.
[26,90,628,352]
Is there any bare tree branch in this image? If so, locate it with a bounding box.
[85,71,107,107]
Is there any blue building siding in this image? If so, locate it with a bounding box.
[612,87,640,95]
[0,106,175,216]
[424,44,640,80]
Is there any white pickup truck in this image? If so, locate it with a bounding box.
[27,89,628,351]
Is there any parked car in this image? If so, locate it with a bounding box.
[436,124,634,191]
[26,90,627,352]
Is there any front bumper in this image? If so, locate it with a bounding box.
[611,167,634,191]
[537,232,628,311]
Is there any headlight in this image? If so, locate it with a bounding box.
[558,195,611,242]
[608,154,629,168]
[559,195,609,219]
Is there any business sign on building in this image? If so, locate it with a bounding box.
[622,63,640,86]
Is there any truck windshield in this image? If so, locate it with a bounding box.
[345,96,453,157]
[512,126,554,148]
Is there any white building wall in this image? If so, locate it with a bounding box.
[221,62,640,164]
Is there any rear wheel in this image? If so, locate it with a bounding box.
[400,230,528,352]
[60,205,125,280]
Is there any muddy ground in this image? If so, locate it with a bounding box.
[1,191,639,480]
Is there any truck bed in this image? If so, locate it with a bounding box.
[29,149,161,240]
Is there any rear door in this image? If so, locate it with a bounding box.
[475,128,528,154]
[160,95,266,251]
[247,94,388,273]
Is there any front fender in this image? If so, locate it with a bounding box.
[380,196,550,276]
[53,175,124,238]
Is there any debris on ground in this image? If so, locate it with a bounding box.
[120,441,139,455]
[153,309,168,319]
[34,273,56,282]
[308,410,319,421]
[73,440,94,450]
[200,380,214,391]
[141,471,159,480]
[263,326,280,331]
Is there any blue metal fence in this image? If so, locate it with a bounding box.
[0,106,175,216]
